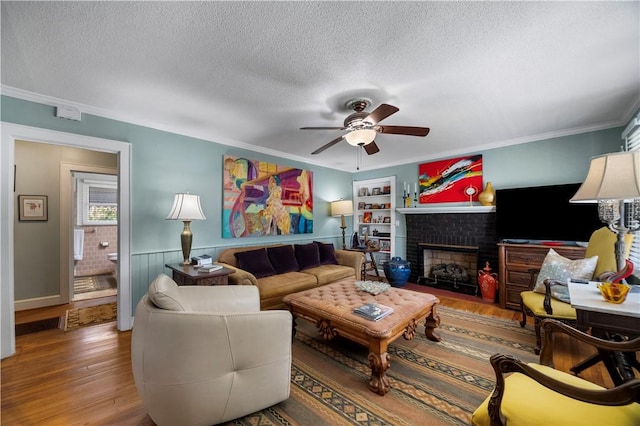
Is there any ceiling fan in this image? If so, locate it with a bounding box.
[300,98,430,155]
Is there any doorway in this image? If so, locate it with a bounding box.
[70,171,119,301]
[1,123,132,359]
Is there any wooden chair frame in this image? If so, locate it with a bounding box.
[486,319,640,426]
[520,270,577,354]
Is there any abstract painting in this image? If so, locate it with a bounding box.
[223,155,313,238]
[418,155,483,203]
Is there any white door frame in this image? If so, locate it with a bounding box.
[1,122,132,359]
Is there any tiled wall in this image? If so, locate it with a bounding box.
[74,225,118,277]
[405,212,497,284]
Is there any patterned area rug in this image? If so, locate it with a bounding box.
[223,306,537,426]
[74,274,117,294]
[64,302,117,331]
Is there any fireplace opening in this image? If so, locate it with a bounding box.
[417,243,479,296]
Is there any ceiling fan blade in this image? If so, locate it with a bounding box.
[311,135,345,155]
[364,104,399,124]
[300,126,345,130]
[378,125,430,137]
[363,141,380,155]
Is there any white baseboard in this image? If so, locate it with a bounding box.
[15,295,64,311]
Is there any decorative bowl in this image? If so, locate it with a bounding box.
[354,280,390,295]
[597,282,631,304]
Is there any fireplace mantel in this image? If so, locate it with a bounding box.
[396,206,495,214]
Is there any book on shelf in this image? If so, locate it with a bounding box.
[353,303,394,321]
[197,263,223,273]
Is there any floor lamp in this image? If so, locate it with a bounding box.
[571,151,640,271]
[331,199,353,250]
[166,193,207,265]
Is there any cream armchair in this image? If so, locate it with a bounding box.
[131,274,292,426]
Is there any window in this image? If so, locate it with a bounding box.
[76,174,118,226]
[623,112,640,279]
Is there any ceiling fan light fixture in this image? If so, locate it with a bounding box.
[345,129,376,146]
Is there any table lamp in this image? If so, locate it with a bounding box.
[166,193,206,265]
[331,199,353,249]
[570,151,640,271]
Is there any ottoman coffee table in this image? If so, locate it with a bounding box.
[282,277,440,395]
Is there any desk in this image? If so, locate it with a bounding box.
[165,263,235,286]
[347,247,383,281]
[569,282,640,384]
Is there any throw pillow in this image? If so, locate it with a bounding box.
[549,281,571,304]
[267,245,299,274]
[533,248,598,294]
[314,241,338,265]
[294,243,321,270]
[235,248,277,278]
[148,273,191,311]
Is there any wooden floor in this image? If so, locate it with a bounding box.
[2,290,615,425]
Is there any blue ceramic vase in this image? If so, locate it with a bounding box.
[383,256,411,287]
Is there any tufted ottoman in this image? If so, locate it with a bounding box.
[282,277,440,395]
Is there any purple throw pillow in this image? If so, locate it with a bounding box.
[267,245,299,274]
[294,243,321,270]
[314,241,338,265]
[234,248,277,278]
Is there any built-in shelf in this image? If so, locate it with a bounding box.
[396,206,495,214]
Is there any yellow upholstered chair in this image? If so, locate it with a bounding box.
[471,319,640,426]
[519,227,633,354]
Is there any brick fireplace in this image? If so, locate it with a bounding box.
[419,243,480,294]
[404,211,498,290]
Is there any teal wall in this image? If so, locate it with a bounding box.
[1,96,354,253]
[355,127,623,258]
[1,95,624,304]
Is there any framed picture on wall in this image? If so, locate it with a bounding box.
[18,195,48,221]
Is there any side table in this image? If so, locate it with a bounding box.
[568,282,640,385]
[347,247,383,281]
[165,263,235,286]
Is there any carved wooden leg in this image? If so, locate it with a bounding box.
[368,351,391,395]
[368,339,391,395]
[519,300,528,328]
[424,306,441,342]
[291,314,297,340]
[534,317,542,355]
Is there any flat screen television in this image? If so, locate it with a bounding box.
[495,183,603,243]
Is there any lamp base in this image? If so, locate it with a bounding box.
[181,221,193,265]
[340,225,347,250]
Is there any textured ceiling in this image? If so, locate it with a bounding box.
[2,1,639,171]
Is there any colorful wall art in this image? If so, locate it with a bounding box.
[223,155,313,238]
[418,155,483,203]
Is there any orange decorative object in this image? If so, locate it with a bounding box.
[478,261,498,303]
[597,282,631,304]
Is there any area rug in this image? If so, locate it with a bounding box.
[404,283,495,305]
[74,274,117,294]
[222,306,537,426]
[64,302,117,331]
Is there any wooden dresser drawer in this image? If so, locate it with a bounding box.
[505,250,547,266]
[498,243,586,310]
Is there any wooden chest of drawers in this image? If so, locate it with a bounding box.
[497,243,586,310]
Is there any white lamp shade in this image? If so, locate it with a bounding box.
[331,199,353,217]
[166,193,206,220]
[344,129,377,146]
[571,151,640,202]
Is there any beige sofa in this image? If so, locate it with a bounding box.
[217,242,364,310]
[132,274,292,425]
